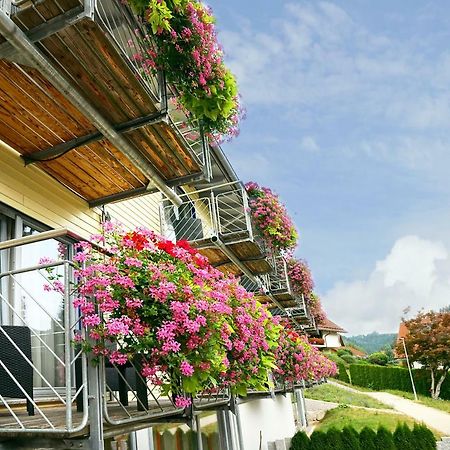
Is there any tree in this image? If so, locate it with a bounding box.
[359,427,377,450]
[290,430,310,450]
[341,426,360,450]
[375,426,395,450]
[367,352,389,366]
[412,423,436,450]
[396,310,450,399]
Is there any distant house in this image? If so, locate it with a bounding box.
[310,318,346,349]
[395,322,422,368]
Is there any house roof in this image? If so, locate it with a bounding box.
[397,322,409,340]
[317,318,347,333]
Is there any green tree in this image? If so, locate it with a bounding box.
[412,423,436,450]
[375,426,395,450]
[325,427,343,450]
[341,426,360,450]
[309,431,327,450]
[367,351,389,366]
[393,424,414,450]
[290,430,310,450]
[359,427,377,450]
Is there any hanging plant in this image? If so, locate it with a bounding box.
[308,292,327,323]
[245,182,298,254]
[274,325,337,384]
[287,258,314,298]
[129,0,243,141]
[68,224,280,405]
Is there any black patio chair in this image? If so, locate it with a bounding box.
[0,325,34,415]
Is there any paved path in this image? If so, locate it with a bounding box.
[329,380,450,435]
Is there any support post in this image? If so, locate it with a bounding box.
[294,388,307,429]
[217,409,233,450]
[87,356,104,450]
[231,397,244,450]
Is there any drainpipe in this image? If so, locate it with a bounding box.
[0,11,182,207]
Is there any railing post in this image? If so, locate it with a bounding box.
[294,388,308,429]
[87,355,104,450]
[241,188,253,241]
[63,262,73,430]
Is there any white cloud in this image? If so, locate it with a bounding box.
[300,136,320,153]
[322,235,450,335]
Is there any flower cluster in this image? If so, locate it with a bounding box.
[245,182,298,254]
[274,325,337,384]
[71,224,280,405]
[129,0,242,141]
[287,258,314,298]
[308,293,327,323]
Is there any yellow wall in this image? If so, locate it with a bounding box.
[0,142,162,237]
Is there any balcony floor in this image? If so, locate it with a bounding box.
[0,399,180,439]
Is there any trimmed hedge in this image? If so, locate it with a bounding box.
[337,362,351,383]
[348,364,450,400]
[290,424,436,450]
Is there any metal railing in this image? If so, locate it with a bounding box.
[0,260,89,434]
[269,256,293,298]
[95,0,161,104]
[101,356,183,426]
[194,388,231,411]
[161,194,216,244]
[160,182,260,246]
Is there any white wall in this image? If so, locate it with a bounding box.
[239,395,296,450]
[325,333,342,348]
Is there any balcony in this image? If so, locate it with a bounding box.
[268,256,297,308]
[160,182,273,277]
[0,232,194,443]
[0,0,210,205]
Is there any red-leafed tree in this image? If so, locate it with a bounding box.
[397,310,450,399]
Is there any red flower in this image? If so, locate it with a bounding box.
[176,239,196,255]
[125,232,148,251]
[157,240,176,256]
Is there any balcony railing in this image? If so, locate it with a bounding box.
[160,182,273,276]
[0,0,211,205]
[0,230,194,438]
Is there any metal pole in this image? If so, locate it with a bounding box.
[233,400,245,450]
[195,414,204,450]
[402,337,418,401]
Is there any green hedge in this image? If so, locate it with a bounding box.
[337,362,351,383]
[289,424,436,450]
[348,364,450,400]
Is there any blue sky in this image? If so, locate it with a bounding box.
[208,1,450,334]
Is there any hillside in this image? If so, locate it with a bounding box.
[344,332,396,354]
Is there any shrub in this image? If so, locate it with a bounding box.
[348,364,450,400]
[359,427,377,450]
[309,431,327,450]
[393,424,414,450]
[340,354,357,365]
[290,430,310,450]
[325,427,343,449]
[412,423,436,450]
[337,349,353,357]
[341,426,361,450]
[367,352,389,366]
[337,362,350,383]
[375,426,396,450]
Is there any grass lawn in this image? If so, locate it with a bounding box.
[305,382,391,409]
[315,406,442,438]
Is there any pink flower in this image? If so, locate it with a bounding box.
[82,314,101,327]
[180,360,194,377]
[174,396,192,408]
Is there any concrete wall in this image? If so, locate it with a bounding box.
[239,395,296,450]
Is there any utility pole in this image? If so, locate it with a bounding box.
[401,337,418,401]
